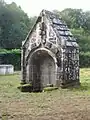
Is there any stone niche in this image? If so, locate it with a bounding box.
[21,10,80,92]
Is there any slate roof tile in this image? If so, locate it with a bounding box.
[44,10,78,47]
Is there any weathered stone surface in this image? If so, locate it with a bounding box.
[0,64,14,75]
[21,10,80,91]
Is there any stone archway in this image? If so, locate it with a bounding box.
[29,48,57,91]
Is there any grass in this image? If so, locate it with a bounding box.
[0,68,90,120]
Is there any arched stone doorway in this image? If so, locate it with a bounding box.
[29,48,57,91]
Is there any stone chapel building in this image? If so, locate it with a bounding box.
[21,10,80,91]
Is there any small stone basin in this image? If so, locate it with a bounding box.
[0,64,14,75]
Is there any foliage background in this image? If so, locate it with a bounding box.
[0,0,90,69]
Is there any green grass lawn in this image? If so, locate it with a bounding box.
[0,68,90,120]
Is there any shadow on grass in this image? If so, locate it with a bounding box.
[67,82,90,92]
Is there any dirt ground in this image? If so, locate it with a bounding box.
[0,93,90,120]
[0,68,90,120]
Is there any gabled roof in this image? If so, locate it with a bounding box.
[42,10,78,47]
[23,10,78,48]
[22,15,42,48]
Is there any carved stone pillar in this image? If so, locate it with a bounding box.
[21,47,26,84]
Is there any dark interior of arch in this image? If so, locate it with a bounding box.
[29,50,55,92]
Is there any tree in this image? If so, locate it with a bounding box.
[0,1,37,49]
[54,8,90,32]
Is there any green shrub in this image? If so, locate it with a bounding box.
[80,52,90,67]
[0,49,20,54]
[0,50,21,70]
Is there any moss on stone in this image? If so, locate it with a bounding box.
[17,84,32,92]
[43,87,58,92]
